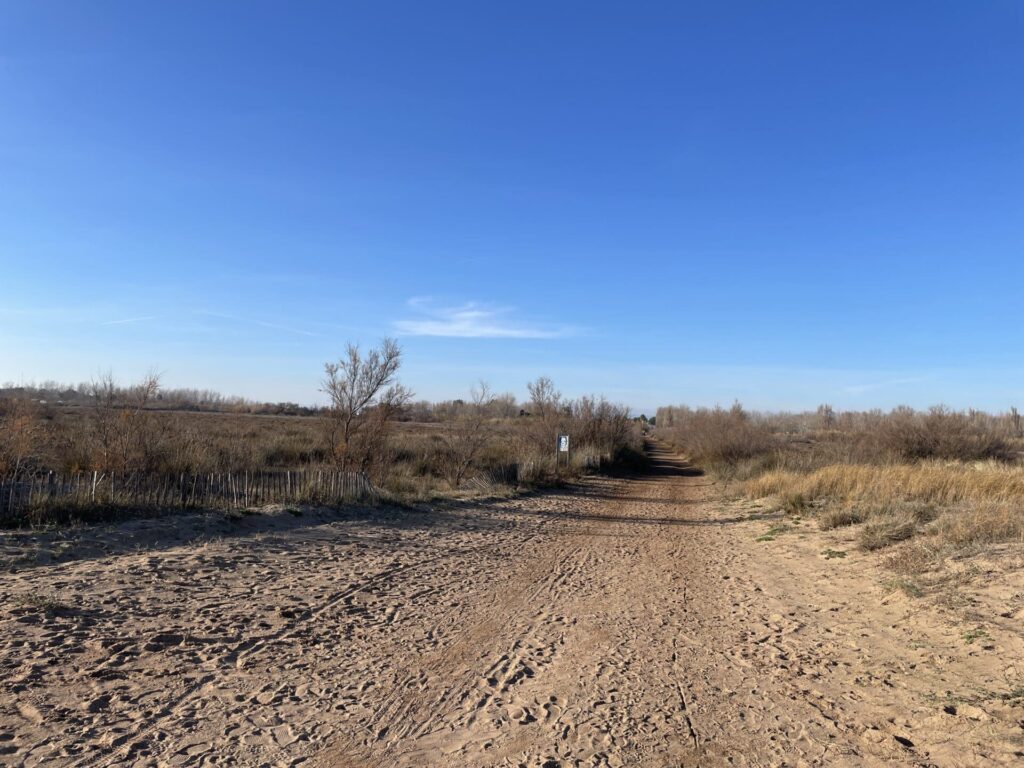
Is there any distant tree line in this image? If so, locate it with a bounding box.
[0,380,317,416]
[654,401,1024,475]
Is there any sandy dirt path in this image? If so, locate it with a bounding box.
[1,443,1022,766]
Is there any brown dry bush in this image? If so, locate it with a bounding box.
[884,541,941,575]
[871,406,1012,462]
[859,514,920,551]
[0,397,44,475]
[658,403,1023,475]
[86,372,163,471]
[507,378,639,483]
[438,382,495,488]
[818,505,869,530]
[655,403,776,473]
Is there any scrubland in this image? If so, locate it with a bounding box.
[0,350,642,526]
[655,402,1024,584]
[3,365,1022,763]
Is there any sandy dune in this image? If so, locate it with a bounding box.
[1,444,1022,766]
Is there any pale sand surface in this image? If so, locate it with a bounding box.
[1,444,1022,766]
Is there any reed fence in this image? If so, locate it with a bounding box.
[0,468,377,523]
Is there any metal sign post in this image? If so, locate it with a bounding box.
[556,434,569,473]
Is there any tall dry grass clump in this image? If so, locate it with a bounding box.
[747,462,1024,555]
[746,462,1024,508]
[930,503,1024,548]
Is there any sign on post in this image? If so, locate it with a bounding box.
[556,434,569,471]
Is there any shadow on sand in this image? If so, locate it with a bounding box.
[2,439,726,570]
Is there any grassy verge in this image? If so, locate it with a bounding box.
[742,462,1024,577]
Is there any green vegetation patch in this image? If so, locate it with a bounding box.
[962,627,990,645]
[884,577,923,598]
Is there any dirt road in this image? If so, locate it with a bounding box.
[2,443,1021,766]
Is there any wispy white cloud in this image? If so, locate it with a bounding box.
[194,310,319,337]
[394,299,572,339]
[99,315,159,326]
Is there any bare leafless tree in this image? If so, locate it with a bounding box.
[527,376,561,420]
[491,392,518,419]
[88,371,162,471]
[440,381,495,487]
[0,398,42,476]
[321,339,412,473]
[817,403,836,429]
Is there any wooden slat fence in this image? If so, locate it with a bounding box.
[0,469,377,523]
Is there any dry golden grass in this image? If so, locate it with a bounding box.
[747,462,1024,561]
[747,461,1024,507]
[818,505,869,529]
[931,503,1024,548]
[858,514,920,551]
[884,541,941,575]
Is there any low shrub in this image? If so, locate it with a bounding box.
[859,514,919,551]
[818,506,868,530]
[885,541,941,575]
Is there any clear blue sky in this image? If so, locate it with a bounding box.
[2,1,1022,413]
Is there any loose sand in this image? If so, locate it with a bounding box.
[1,444,1022,766]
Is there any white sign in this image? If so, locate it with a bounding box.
[558,435,569,453]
